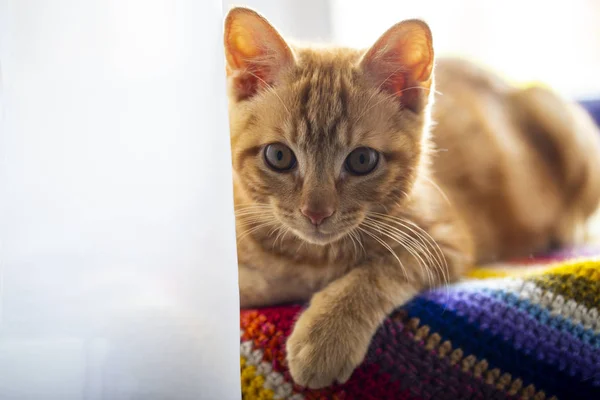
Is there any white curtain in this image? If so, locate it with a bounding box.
[0,1,240,399]
[223,0,333,42]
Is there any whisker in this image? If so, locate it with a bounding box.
[362,219,433,287]
[368,212,449,286]
[244,69,291,116]
[355,90,401,123]
[421,175,451,206]
[356,86,440,124]
[357,65,407,123]
[377,219,447,302]
[346,230,358,258]
[351,228,367,257]
[272,226,288,250]
[234,204,272,213]
[235,205,272,210]
[235,215,272,228]
[358,226,409,282]
[235,203,272,209]
[364,216,438,275]
[371,211,447,275]
[236,220,268,229]
[295,238,306,254]
[267,225,280,238]
[279,227,291,251]
[235,211,274,219]
[237,220,278,244]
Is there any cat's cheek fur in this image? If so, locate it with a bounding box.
[286,267,419,389]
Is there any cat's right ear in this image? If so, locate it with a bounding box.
[360,20,434,112]
[224,7,294,101]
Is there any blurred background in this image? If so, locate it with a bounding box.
[225,0,600,100]
[1,1,599,399]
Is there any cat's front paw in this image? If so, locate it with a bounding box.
[285,304,372,389]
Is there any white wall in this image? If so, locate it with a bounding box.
[224,0,332,42]
[0,0,240,398]
[331,0,600,99]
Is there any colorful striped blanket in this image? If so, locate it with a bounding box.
[240,247,600,399]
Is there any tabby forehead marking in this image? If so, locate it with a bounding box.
[292,61,353,150]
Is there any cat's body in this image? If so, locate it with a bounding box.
[432,58,600,262]
[225,8,600,389]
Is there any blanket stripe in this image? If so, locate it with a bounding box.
[241,253,600,399]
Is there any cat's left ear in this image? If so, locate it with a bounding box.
[224,7,295,101]
[360,20,434,112]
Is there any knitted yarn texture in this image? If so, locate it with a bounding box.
[240,248,600,400]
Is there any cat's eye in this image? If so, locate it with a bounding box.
[345,147,379,175]
[264,143,297,172]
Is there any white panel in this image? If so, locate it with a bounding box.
[0,0,240,399]
[223,0,332,42]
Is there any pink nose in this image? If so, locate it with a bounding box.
[301,207,334,226]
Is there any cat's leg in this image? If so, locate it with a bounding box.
[285,230,471,389]
[285,261,419,388]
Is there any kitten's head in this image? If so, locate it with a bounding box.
[225,7,434,245]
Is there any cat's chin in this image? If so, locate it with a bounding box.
[291,228,347,246]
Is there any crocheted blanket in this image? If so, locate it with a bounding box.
[240,246,600,400]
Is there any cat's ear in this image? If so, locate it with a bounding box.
[224,7,294,101]
[360,20,434,112]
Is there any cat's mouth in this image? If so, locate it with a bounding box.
[291,225,351,245]
[275,210,361,245]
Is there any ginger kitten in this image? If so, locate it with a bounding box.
[224,7,600,389]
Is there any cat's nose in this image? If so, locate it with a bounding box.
[300,207,334,226]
